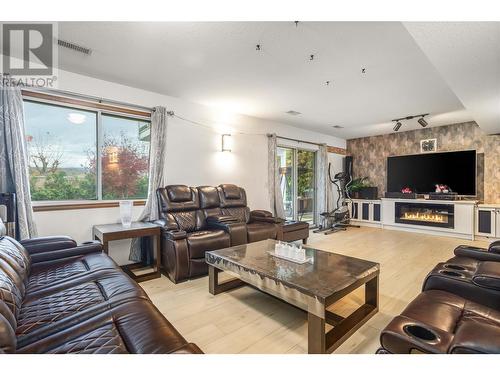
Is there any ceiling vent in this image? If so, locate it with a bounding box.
[285,110,302,116]
[57,39,92,55]
[332,125,344,129]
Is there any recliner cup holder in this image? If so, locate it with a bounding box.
[439,270,465,278]
[403,324,438,342]
[444,264,467,271]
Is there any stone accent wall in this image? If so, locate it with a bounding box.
[346,122,500,203]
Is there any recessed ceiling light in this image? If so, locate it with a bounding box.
[67,113,87,124]
[285,110,302,116]
[332,125,344,129]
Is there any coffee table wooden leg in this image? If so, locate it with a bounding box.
[208,265,245,295]
[155,234,161,274]
[208,265,219,295]
[102,239,109,255]
[308,311,326,354]
[365,274,379,308]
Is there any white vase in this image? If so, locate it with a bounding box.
[119,200,133,228]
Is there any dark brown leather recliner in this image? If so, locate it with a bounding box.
[377,245,500,354]
[0,218,202,354]
[156,184,281,283]
[217,184,279,243]
[156,185,231,282]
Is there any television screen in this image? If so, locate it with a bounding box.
[387,150,476,195]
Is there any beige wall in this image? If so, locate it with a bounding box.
[346,122,500,203]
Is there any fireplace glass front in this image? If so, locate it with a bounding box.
[395,202,454,229]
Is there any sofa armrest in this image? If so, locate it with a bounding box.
[169,342,204,354]
[163,229,187,241]
[206,217,247,246]
[489,240,500,254]
[472,262,500,291]
[454,245,500,262]
[206,215,239,224]
[450,320,500,353]
[29,240,103,264]
[20,236,77,255]
[250,210,283,224]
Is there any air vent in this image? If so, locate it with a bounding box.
[285,110,302,116]
[332,125,344,129]
[58,39,92,55]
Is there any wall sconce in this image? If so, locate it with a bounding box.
[221,134,232,152]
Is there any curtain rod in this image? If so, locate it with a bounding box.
[270,134,326,147]
[25,87,154,113]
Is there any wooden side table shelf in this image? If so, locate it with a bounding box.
[92,222,161,282]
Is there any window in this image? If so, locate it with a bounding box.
[277,146,316,224]
[24,99,151,201]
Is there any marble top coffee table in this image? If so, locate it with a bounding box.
[205,239,380,354]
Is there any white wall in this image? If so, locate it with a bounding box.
[32,69,346,264]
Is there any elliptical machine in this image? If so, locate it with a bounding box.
[313,162,359,235]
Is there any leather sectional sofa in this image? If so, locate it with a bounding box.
[156,184,289,283]
[0,218,202,354]
[378,240,500,354]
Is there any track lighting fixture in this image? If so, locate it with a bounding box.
[418,116,428,128]
[391,113,430,132]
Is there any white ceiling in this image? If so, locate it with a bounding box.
[56,22,498,139]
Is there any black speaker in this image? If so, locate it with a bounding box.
[343,156,353,181]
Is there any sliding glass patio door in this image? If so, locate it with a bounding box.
[277,147,316,225]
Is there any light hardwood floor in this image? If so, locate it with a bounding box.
[141,227,489,354]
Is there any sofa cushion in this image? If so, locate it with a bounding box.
[0,237,31,286]
[218,185,247,208]
[220,184,241,199]
[186,230,230,259]
[0,262,25,320]
[246,222,277,243]
[27,252,119,292]
[167,185,192,202]
[222,207,250,223]
[157,186,199,213]
[17,299,201,354]
[16,269,148,347]
[198,186,221,209]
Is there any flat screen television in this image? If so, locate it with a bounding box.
[387,150,476,195]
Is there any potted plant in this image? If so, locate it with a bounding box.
[347,177,378,199]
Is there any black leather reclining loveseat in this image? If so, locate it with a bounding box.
[0,218,202,354]
[156,184,283,283]
[378,240,500,354]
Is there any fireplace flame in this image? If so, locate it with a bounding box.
[403,212,446,223]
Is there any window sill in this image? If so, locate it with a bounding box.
[32,200,146,212]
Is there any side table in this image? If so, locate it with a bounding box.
[92,222,161,282]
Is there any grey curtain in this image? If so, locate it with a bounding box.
[0,84,37,239]
[315,144,330,226]
[267,134,285,219]
[129,106,168,262]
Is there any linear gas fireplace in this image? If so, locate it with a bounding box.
[395,202,454,229]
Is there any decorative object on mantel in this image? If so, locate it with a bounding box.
[435,184,451,194]
[420,138,437,152]
[401,187,413,194]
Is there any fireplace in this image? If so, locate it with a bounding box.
[395,202,454,229]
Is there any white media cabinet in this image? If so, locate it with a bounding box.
[348,198,495,241]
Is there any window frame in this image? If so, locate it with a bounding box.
[277,144,317,226]
[23,94,152,206]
